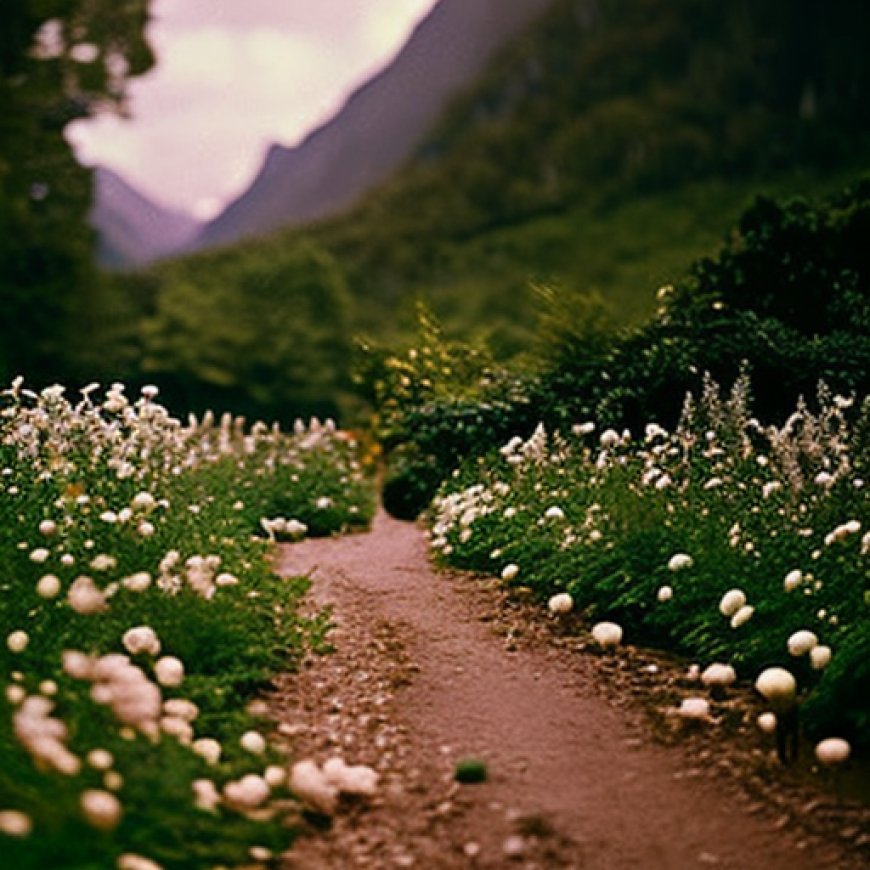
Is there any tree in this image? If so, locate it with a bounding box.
[0,0,154,384]
[141,241,355,421]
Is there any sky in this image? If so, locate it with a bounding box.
[66,0,439,220]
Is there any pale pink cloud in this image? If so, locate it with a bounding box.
[67,0,438,218]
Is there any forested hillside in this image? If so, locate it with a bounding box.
[67,0,870,419]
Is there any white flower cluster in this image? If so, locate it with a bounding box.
[13,695,81,775]
[288,756,380,815]
[260,516,308,541]
[65,651,162,738]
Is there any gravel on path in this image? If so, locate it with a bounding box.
[270,510,867,869]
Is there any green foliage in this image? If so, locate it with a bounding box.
[0,381,375,867]
[372,180,870,519]
[141,240,354,422]
[122,0,870,418]
[454,758,488,784]
[0,0,154,385]
[428,380,870,747]
[368,307,536,518]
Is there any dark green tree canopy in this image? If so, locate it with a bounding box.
[0,0,154,383]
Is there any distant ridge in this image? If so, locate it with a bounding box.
[193,0,553,250]
[91,166,201,269]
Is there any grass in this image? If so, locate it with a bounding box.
[0,381,375,868]
[427,376,870,752]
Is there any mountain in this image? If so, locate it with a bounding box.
[114,0,870,422]
[91,166,201,269]
[193,0,553,249]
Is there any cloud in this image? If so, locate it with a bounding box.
[69,0,438,215]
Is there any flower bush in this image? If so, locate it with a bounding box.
[0,380,375,868]
[427,375,869,747]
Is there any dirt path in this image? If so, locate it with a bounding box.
[270,511,865,869]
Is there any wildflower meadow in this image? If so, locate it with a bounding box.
[0,380,374,868]
[426,375,869,751]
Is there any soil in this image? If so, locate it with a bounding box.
[269,510,869,869]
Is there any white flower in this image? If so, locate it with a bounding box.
[285,519,308,538]
[163,699,198,721]
[122,626,161,657]
[68,576,107,615]
[700,663,736,689]
[814,737,850,766]
[122,572,152,593]
[223,774,270,811]
[117,853,164,870]
[131,492,156,511]
[154,656,184,688]
[754,667,796,711]
[657,585,673,602]
[192,738,222,766]
[192,779,221,812]
[38,519,57,536]
[160,716,194,744]
[676,697,711,720]
[264,765,286,787]
[6,630,29,653]
[718,589,746,618]
[787,630,818,657]
[761,481,782,498]
[289,760,337,815]
[90,554,117,572]
[159,550,180,574]
[809,645,832,670]
[814,471,834,488]
[315,497,333,510]
[783,569,803,592]
[62,650,95,680]
[600,429,620,449]
[6,685,26,705]
[668,553,693,572]
[757,712,778,734]
[544,506,565,521]
[36,574,61,598]
[81,789,122,830]
[322,757,379,796]
[547,592,573,615]
[591,621,622,648]
[87,749,114,770]
[0,810,32,837]
[730,604,754,628]
[240,730,266,754]
[29,548,50,564]
[500,564,519,582]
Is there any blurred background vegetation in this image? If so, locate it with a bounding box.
[1,0,869,423]
[0,0,153,385]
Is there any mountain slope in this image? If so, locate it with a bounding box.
[194,0,552,249]
[92,167,201,269]
[119,0,870,421]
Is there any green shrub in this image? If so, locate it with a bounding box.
[0,381,374,868]
[428,378,869,747]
